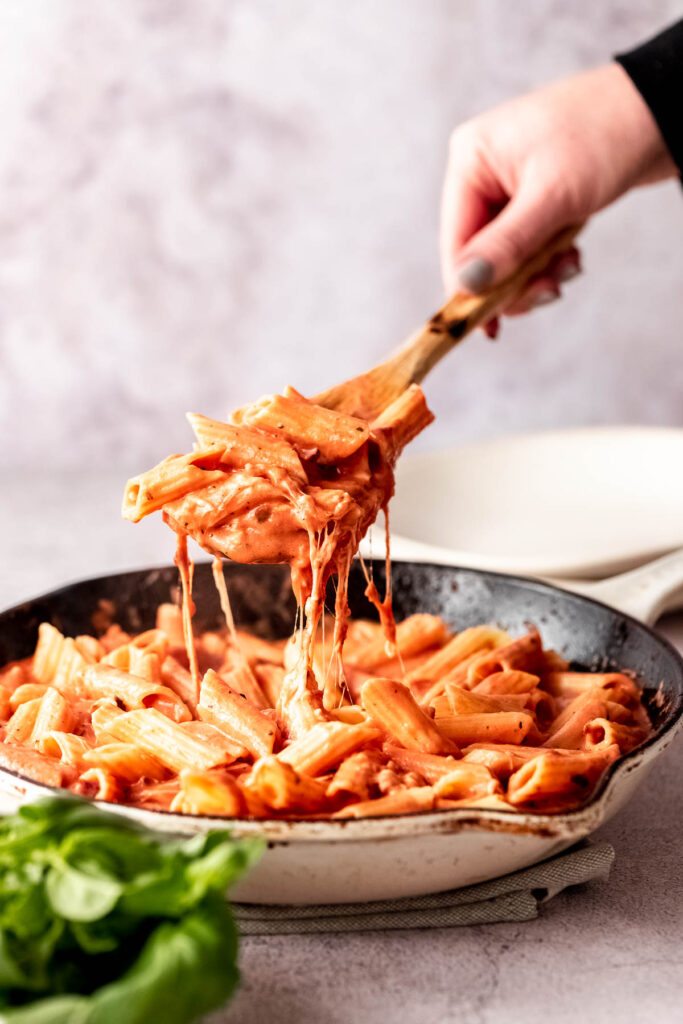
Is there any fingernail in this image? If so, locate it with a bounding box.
[556,262,581,284]
[532,289,560,308]
[484,318,499,340]
[455,257,494,293]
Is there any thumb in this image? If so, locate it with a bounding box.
[452,188,568,294]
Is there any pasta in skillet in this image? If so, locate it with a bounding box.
[0,385,653,816]
[0,612,651,815]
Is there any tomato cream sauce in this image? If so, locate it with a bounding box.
[123,385,434,720]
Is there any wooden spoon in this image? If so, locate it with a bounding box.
[315,224,580,420]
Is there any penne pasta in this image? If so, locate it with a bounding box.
[361,678,456,755]
[128,651,162,684]
[171,768,244,816]
[0,664,25,698]
[33,626,92,698]
[180,721,248,761]
[253,663,286,707]
[0,742,68,788]
[383,745,460,784]
[370,384,435,453]
[277,672,331,740]
[432,763,502,800]
[129,629,168,654]
[436,711,535,747]
[230,630,288,666]
[37,732,91,767]
[417,651,484,706]
[524,687,557,731]
[583,717,648,754]
[98,624,131,653]
[122,449,228,523]
[32,623,68,686]
[30,689,74,744]
[82,665,192,723]
[199,632,228,671]
[52,638,92,696]
[342,619,383,659]
[235,777,270,818]
[543,670,640,703]
[197,669,279,758]
[237,393,370,463]
[128,778,180,811]
[75,767,121,802]
[217,662,269,711]
[467,630,543,687]
[345,614,450,671]
[435,793,511,812]
[326,749,385,801]
[244,756,329,813]
[605,700,634,724]
[155,603,186,649]
[328,705,368,725]
[160,655,198,713]
[278,721,380,776]
[5,699,43,744]
[334,785,435,818]
[471,669,540,696]
[507,746,620,808]
[404,626,509,686]
[82,742,167,782]
[91,704,235,773]
[9,683,48,711]
[75,635,106,662]
[441,685,528,716]
[186,413,308,484]
[462,743,548,781]
[543,691,608,750]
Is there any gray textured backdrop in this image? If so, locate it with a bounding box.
[0,0,681,478]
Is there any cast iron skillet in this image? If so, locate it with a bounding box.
[5,559,681,901]
[1,558,681,811]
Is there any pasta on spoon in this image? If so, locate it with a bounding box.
[122,383,434,727]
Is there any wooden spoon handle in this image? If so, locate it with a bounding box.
[396,223,582,387]
[315,224,581,419]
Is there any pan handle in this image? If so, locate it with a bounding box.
[554,548,683,626]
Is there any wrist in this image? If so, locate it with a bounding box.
[616,18,683,179]
[608,62,678,186]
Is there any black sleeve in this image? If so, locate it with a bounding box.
[615,19,683,173]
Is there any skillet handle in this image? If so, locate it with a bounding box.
[556,548,683,626]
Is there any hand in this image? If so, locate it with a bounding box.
[440,63,677,332]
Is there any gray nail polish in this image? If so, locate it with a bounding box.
[456,257,494,293]
[556,263,581,284]
[532,290,560,308]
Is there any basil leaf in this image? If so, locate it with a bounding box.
[0,994,91,1024]
[119,836,263,918]
[0,932,33,991]
[45,867,123,923]
[84,904,240,1024]
[59,829,160,882]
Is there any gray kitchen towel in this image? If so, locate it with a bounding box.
[234,840,615,934]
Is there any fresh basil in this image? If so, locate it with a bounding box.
[0,797,263,1023]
